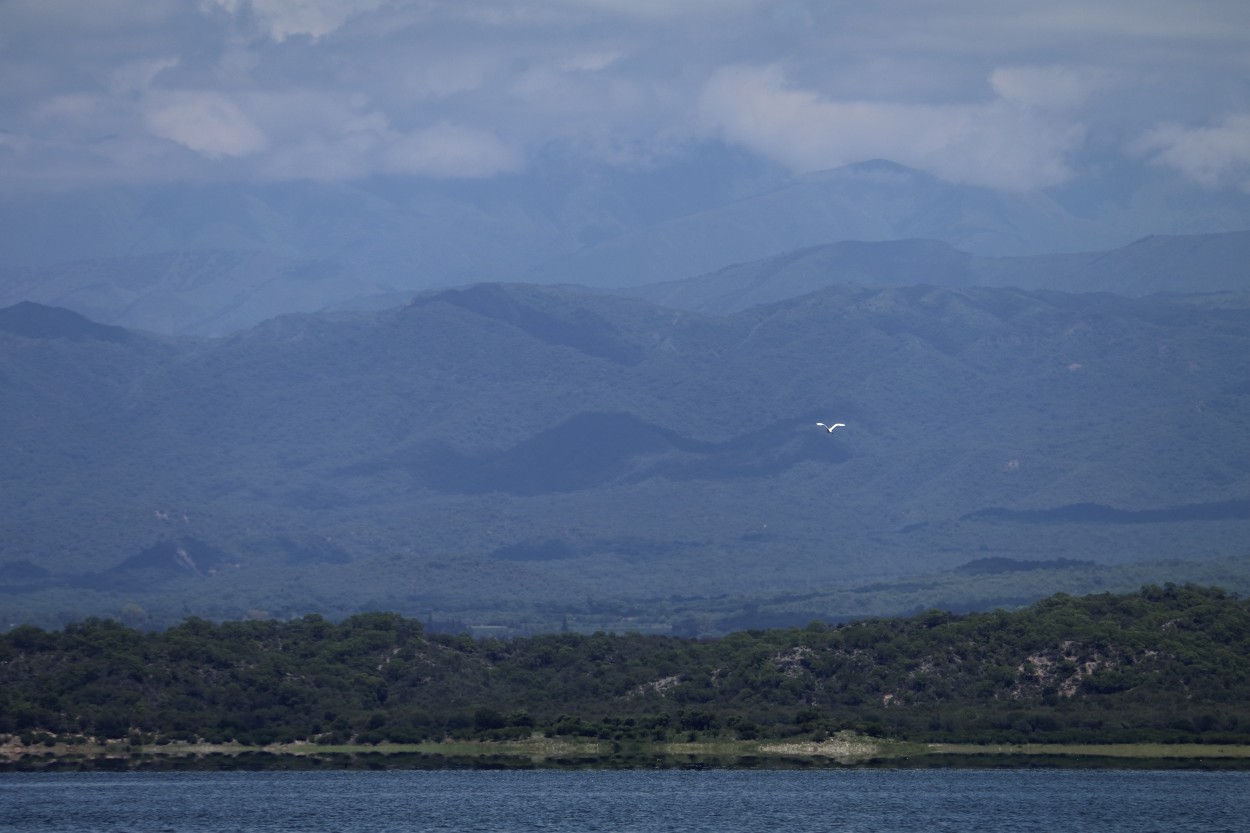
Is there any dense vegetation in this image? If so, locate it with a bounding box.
[3,585,1248,751]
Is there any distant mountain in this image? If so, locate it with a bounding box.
[0,179,559,283]
[2,286,1247,629]
[624,231,1250,314]
[0,147,783,278]
[5,157,1250,336]
[10,228,1244,338]
[531,160,1117,287]
[973,230,1250,296]
[624,239,974,314]
[0,251,400,336]
[0,301,135,343]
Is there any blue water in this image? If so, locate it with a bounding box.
[2,769,1248,832]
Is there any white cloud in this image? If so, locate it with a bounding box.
[3,0,1250,191]
[556,51,622,73]
[549,0,772,19]
[989,65,1116,112]
[261,135,375,181]
[383,122,521,178]
[397,55,496,100]
[1133,113,1250,190]
[144,91,268,158]
[33,94,109,124]
[243,90,389,140]
[248,108,519,181]
[204,0,390,41]
[698,64,1085,190]
[240,91,387,179]
[0,131,34,154]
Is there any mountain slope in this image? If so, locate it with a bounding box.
[1,285,1247,628]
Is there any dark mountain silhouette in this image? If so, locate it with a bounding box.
[349,412,847,496]
[78,538,239,592]
[0,301,134,343]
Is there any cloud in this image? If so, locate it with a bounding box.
[108,57,181,97]
[203,0,391,41]
[219,91,521,180]
[33,94,110,125]
[3,0,1249,191]
[989,65,1117,112]
[698,64,1086,190]
[396,55,496,100]
[383,122,522,178]
[144,91,268,158]
[548,0,773,19]
[0,131,35,155]
[1133,113,1250,190]
[3,0,182,31]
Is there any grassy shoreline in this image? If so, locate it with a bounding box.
[6,733,1250,771]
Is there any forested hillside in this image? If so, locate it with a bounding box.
[2,283,1248,631]
[3,586,1248,751]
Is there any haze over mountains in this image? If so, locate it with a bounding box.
[3,145,1250,635]
[4,2,1250,643]
[626,231,1250,315]
[2,280,1248,631]
[4,159,1250,336]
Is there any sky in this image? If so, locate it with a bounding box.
[2,0,1249,194]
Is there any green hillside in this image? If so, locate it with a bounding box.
[2,585,1248,763]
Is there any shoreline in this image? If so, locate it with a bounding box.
[6,734,1250,772]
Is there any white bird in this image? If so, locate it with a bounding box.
[816,422,846,433]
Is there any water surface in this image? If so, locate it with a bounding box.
[2,769,1247,832]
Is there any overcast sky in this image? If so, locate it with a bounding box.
[2,0,1249,193]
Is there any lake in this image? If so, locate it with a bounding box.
[2,769,1248,832]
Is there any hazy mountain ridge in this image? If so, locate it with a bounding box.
[625,231,1250,314]
[0,251,397,337]
[533,160,1115,288]
[1,282,1247,629]
[5,159,1250,336]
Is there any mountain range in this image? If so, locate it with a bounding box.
[2,280,1247,632]
[5,230,1249,340]
[4,158,1250,336]
[624,231,1250,314]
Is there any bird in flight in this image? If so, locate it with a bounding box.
[816,422,845,433]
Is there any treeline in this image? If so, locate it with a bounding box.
[2,584,1249,748]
